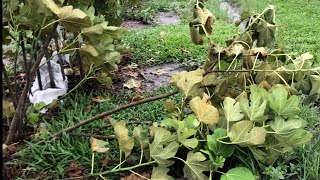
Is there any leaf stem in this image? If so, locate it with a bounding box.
[91,152,95,174]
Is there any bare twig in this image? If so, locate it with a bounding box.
[2,61,18,108]
[54,36,66,80]
[11,90,178,157]
[69,133,116,140]
[75,42,84,79]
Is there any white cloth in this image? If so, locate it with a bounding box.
[29,57,68,107]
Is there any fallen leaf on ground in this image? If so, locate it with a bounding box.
[84,105,92,111]
[90,137,110,153]
[123,79,142,89]
[67,161,84,178]
[151,69,167,75]
[127,63,138,69]
[90,96,109,103]
[131,94,144,102]
[120,172,151,180]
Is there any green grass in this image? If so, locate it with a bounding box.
[15,85,182,179]
[122,22,239,66]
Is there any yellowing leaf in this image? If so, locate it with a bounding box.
[269,85,300,117]
[228,121,266,146]
[57,6,91,32]
[90,137,109,153]
[150,167,174,180]
[170,69,204,97]
[42,0,61,14]
[183,152,210,180]
[222,97,244,122]
[112,120,134,159]
[123,79,141,89]
[80,44,99,57]
[309,75,320,96]
[190,94,219,125]
[3,100,15,118]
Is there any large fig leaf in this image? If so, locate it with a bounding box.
[207,128,235,158]
[112,120,134,159]
[220,167,256,180]
[149,127,179,167]
[269,85,300,117]
[150,167,174,180]
[57,6,92,32]
[222,97,244,122]
[270,117,307,137]
[183,152,210,180]
[239,85,268,122]
[228,121,266,146]
[170,69,204,97]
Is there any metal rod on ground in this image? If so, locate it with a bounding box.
[54,36,66,80]
[44,50,56,88]
[33,53,43,90]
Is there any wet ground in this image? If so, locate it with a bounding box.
[155,12,181,25]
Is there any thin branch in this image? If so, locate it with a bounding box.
[11,90,178,157]
[2,62,18,108]
[69,133,116,140]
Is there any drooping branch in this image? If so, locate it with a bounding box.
[51,90,178,138]
[69,133,116,140]
[11,90,178,157]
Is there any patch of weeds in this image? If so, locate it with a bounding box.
[144,0,186,13]
[122,22,239,66]
[15,85,181,178]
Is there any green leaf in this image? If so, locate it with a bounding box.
[149,127,178,167]
[270,117,307,137]
[27,112,40,124]
[207,128,235,157]
[170,69,204,97]
[229,121,266,146]
[183,152,210,180]
[34,101,47,111]
[150,167,174,180]
[256,21,276,47]
[112,120,134,159]
[133,125,149,149]
[161,118,198,148]
[269,85,300,117]
[240,85,268,122]
[57,6,92,32]
[184,115,200,129]
[190,94,220,125]
[221,167,256,180]
[90,137,109,153]
[223,97,244,122]
[309,75,320,96]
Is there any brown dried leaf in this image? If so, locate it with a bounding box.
[90,96,109,103]
[67,161,84,178]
